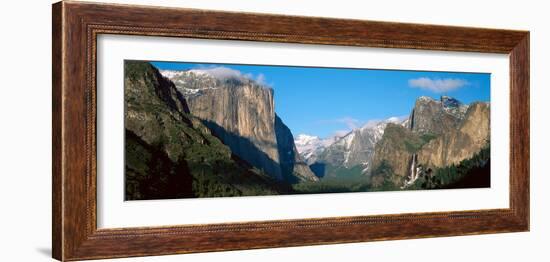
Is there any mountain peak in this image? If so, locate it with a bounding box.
[386,116,403,124]
[358,116,404,132]
[295,134,338,165]
[440,96,462,108]
[295,134,320,144]
[414,95,465,112]
[417,96,436,103]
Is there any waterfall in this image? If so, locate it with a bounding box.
[402,154,418,189]
[409,154,417,181]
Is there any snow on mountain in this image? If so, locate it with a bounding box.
[294,134,338,164]
[161,67,244,81]
[401,118,411,128]
[159,68,268,98]
[158,70,186,79]
[159,69,220,97]
[299,116,405,172]
[356,116,403,143]
[441,95,469,118]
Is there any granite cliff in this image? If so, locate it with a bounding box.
[416,102,490,167]
[124,61,291,200]
[369,96,490,188]
[274,115,318,182]
[297,95,490,190]
[160,69,318,182]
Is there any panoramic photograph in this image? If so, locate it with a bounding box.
[124,60,491,200]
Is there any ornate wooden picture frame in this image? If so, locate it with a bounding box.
[52,1,529,261]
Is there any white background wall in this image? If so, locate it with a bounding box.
[0,0,547,261]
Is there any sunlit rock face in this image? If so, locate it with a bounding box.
[161,69,317,182]
[369,96,489,188]
[417,102,490,168]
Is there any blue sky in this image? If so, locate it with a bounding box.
[152,61,490,138]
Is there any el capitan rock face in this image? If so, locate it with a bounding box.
[186,78,283,180]
[124,61,289,200]
[160,69,317,182]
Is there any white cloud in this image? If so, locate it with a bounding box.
[190,66,270,86]
[408,77,469,93]
[190,66,242,79]
[387,116,402,123]
[255,73,266,85]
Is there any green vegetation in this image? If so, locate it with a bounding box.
[125,61,157,82]
[369,160,403,191]
[409,146,490,190]
[324,164,364,178]
[124,61,290,200]
[125,129,194,200]
[420,133,438,143]
[292,171,370,194]
[292,164,373,194]
[126,128,280,200]
[378,124,435,154]
[404,132,437,153]
[124,61,491,199]
[295,143,491,194]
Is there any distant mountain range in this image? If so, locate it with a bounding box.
[296,117,406,177]
[124,61,490,200]
[296,95,490,189]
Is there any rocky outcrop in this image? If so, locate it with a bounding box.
[417,102,490,167]
[311,118,399,177]
[184,78,284,180]
[370,96,490,188]
[161,69,316,182]
[294,134,338,165]
[125,61,197,161]
[275,115,318,182]
[370,123,424,180]
[408,96,467,134]
[124,61,288,199]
